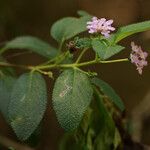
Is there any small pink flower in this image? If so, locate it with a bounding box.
[130,42,148,75]
[87,17,115,38]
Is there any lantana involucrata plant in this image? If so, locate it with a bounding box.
[0,10,149,149]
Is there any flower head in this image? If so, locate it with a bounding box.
[130,42,148,75]
[87,17,115,38]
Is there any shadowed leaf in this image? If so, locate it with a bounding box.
[92,77,124,111]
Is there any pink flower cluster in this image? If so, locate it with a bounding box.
[87,17,115,38]
[130,42,148,75]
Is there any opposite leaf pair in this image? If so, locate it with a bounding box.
[0,68,124,141]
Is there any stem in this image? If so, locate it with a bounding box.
[0,62,33,70]
[0,58,129,71]
[100,58,129,64]
[34,68,53,78]
[40,39,67,66]
[75,48,88,63]
[58,39,64,53]
[60,59,97,68]
[60,58,129,68]
[55,51,70,64]
[36,64,58,70]
[40,52,66,65]
[75,59,97,67]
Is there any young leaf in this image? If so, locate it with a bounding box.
[74,37,92,49]
[52,69,93,131]
[115,20,150,43]
[91,77,124,111]
[51,16,91,43]
[94,87,115,150]
[1,36,58,58]
[8,72,47,141]
[0,75,16,120]
[92,38,124,60]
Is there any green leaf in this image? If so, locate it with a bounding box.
[91,77,124,111]
[2,36,58,58]
[115,20,150,43]
[92,38,124,60]
[0,75,16,120]
[94,87,116,150]
[8,72,47,140]
[51,16,91,43]
[74,37,92,49]
[77,10,92,17]
[52,69,93,131]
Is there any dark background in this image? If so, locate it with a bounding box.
[0,0,150,149]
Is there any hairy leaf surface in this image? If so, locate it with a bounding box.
[52,69,93,131]
[8,72,47,140]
